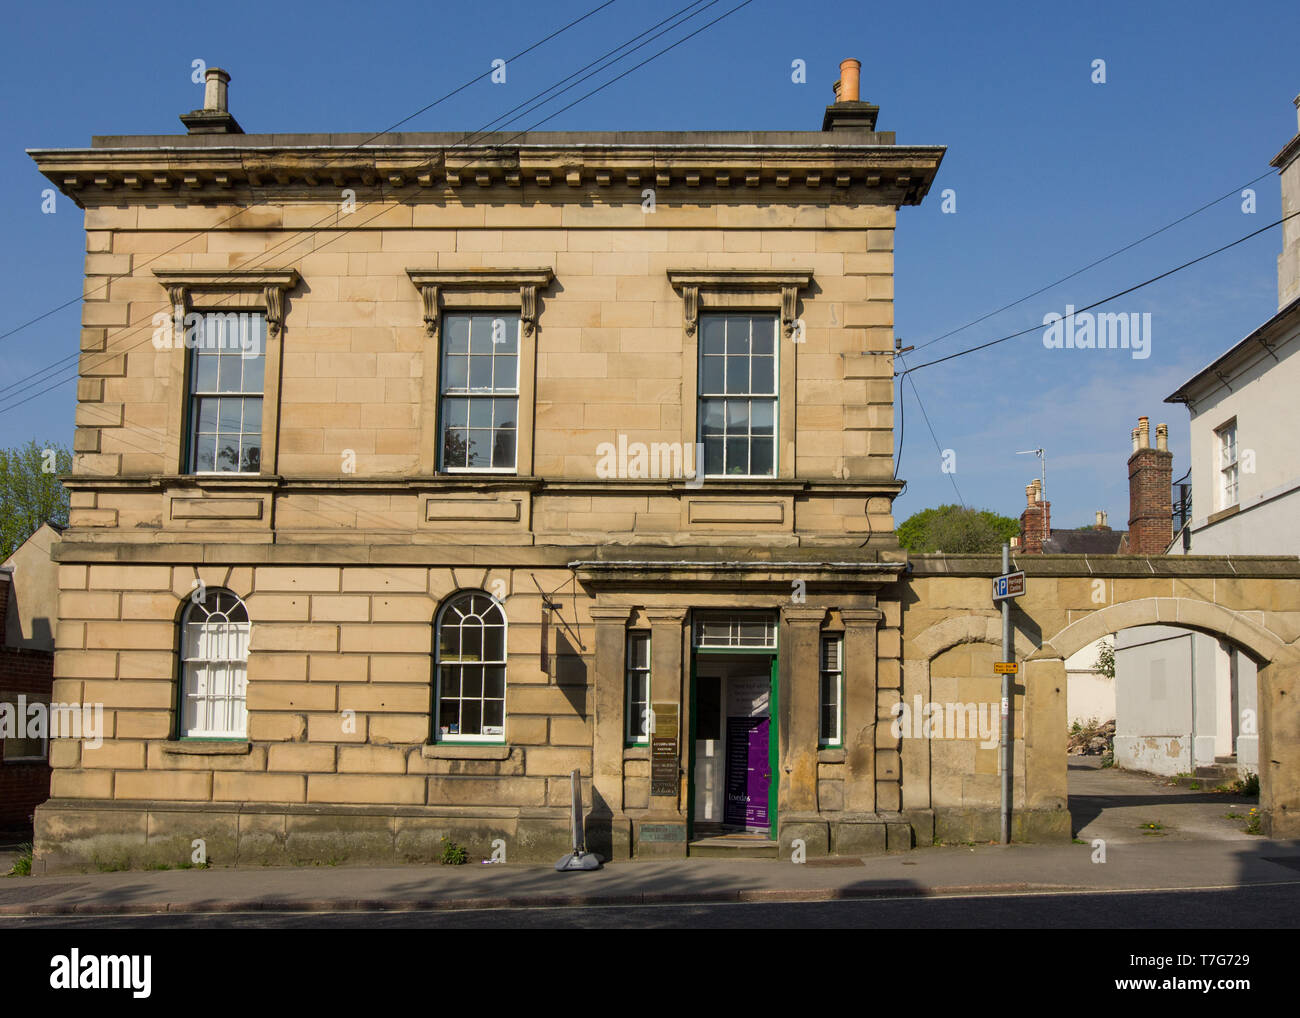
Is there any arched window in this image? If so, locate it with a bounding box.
[180,590,250,739]
[435,591,506,742]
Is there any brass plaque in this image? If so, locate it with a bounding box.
[650,702,679,797]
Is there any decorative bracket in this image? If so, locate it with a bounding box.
[165,284,188,314]
[406,268,554,340]
[780,284,799,340]
[153,269,300,337]
[419,284,441,339]
[681,284,699,336]
[667,269,814,341]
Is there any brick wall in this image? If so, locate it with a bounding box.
[1018,481,1050,554]
[1127,419,1174,556]
[0,645,54,829]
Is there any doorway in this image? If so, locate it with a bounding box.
[691,654,777,839]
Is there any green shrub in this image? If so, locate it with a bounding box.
[6,844,32,877]
[439,836,468,865]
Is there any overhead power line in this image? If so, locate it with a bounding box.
[909,170,1276,355]
[0,0,622,349]
[0,0,755,416]
[898,209,1299,378]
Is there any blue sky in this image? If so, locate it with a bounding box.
[1,0,1297,529]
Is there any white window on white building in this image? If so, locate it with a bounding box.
[180,590,250,739]
[1216,420,1238,510]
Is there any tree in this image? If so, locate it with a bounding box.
[1094,639,1115,680]
[897,504,1020,554]
[0,440,71,562]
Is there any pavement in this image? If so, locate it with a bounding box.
[0,762,1289,917]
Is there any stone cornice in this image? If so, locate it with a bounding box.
[153,269,301,336]
[30,141,944,208]
[406,268,554,339]
[668,268,814,338]
[1270,131,1300,171]
[59,474,904,497]
[571,561,906,593]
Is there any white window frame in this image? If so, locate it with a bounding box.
[692,611,778,650]
[434,591,508,743]
[438,312,522,474]
[180,590,250,739]
[625,631,651,745]
[697,312,779,479]
[1216,420,1238,510]
[819,635,843,747]
[186,312,267,476]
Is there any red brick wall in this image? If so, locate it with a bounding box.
[1019,500,1050,554]
[0,645,53,830]
[0,577,9,644]
[1127,447,1173,555]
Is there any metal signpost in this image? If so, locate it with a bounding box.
[992,550,1025,845]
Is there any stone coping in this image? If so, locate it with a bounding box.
[909,554,1300,578]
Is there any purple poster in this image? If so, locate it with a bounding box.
[724,716,770,828]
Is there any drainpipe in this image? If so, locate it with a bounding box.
[1000,543,1012,844]
[1188,633,1197,775]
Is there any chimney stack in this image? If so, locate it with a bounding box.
[1019,479,1051,553]
[181,67,243,135]
[822,57,879,132]
[1127,415,1174,555]
[203,67,230,113]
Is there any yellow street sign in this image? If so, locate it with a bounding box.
[994,662,1018,674]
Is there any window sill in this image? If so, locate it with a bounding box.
[422,744,513,760]
[162,740,252,756]
[1207,505,1240,525]
[817,747,846,763]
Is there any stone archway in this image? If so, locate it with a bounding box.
[905,595,1300,840]
[902,612,1061,844]
[1029,597,1300,838]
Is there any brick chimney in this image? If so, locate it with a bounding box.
[1127,416,1173,555]
[1019,479,1051,553]
[822,58,879,131]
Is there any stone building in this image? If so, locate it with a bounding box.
[28,61,951,867]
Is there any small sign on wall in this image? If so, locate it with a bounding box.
[650,702,679,797]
